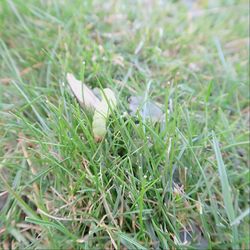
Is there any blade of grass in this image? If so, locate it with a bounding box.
[116,232,147,250]
[212,131,239,248]
[230,208,250,226]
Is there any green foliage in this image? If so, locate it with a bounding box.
[0,0,249,249]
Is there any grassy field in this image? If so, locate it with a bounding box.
[0,0,249,249]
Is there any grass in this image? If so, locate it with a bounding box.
[0,0,249,249]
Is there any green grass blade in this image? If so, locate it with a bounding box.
[212,132,239,248]
[116,232,147,250]
[231,208,250,226]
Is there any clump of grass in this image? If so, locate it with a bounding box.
[0,0,249,249]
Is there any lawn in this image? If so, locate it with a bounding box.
[0,0,249,249]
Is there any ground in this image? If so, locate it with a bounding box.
[0,0,249,249]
